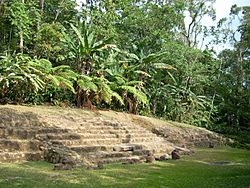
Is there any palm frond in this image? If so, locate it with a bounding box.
[142,52,167,64]
[70,23,86,49]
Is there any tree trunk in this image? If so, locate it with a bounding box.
[0,0,4,5]
[40,0,44,12]
[20,31,24,53]
[37,0,44,30]
[76,60,93,108]
[19,0,25,53]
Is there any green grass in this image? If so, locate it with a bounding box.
[0,147,250,188]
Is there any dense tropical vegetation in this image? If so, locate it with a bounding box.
[0,0,249,132]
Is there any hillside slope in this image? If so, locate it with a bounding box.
[0,105,226,165]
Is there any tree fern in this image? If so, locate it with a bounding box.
[95,77,113,104]
[110,91,124,105]
[119,85,148,106]
[77,75,98,92]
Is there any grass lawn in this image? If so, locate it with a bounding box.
[0,147,250,188]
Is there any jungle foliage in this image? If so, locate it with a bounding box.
[0,0,249,129]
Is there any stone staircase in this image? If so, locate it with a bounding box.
[0,117,174,164]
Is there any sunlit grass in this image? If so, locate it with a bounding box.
[0,147,250,188]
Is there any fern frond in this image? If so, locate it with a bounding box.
[79,74,93,81]
[96,79,113,104]
[47,74,60,86]
[153,63,177,70]
[58,76,75,93]
[119,85,148,105]
[111,91,124,105]
[134,70,151,77]
[77,79,98,92]
[51,65,72,72]
[126,81,144,86]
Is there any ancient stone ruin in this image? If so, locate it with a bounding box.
[0,106,227,169]
[0,107,175,168]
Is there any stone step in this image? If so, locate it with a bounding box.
[0,126,150,140]
[0,139,42,152]
[83,151,133,159]
[0,125,148,135]
[38,132,156,140]
[122,137,162,143]
[50,138,122,146]
[0,126,72,138]
[70,144,144,154]
[96,156,144,164]
[37,133,81,140]
[116,133,156,138]
[79,119,125,126]
[37,127,72,134]
[86,123,146,130]
[0,128,37,139]
[88,120,138,128]
[0,151,44,163]
[0,121,44,128]
[49,136,162,147]
[79,121,119,126]
[113,144,143,152]
[70,145,113,153]
[75,125,145,131]
[75,129,148,135]
[40,133,119,140]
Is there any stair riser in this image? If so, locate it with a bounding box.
[93,157,145,164]
[0,152,43,163]
[71,146,111,153]
[0,127,72,138]
[84,153,132,159]
[37,128,71,134]
[0,129,37,139]
[39,133,120,140]
[38,134,81,140]
[0,140,41,152]
[141,146,174,154]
